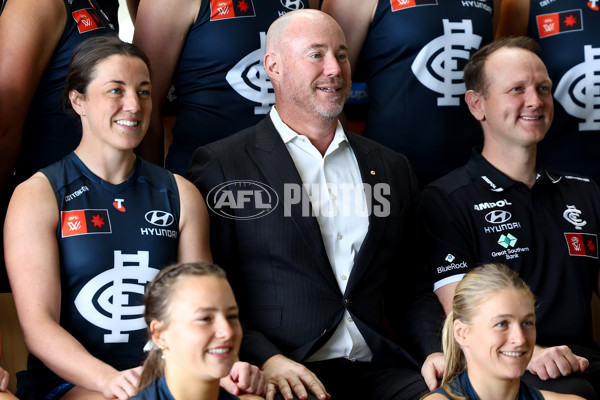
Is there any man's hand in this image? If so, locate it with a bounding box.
[261,354,330,400]
[221,361,267,396]
[527,345,589,380]
[102,366,142,400]
[421,352,445,391]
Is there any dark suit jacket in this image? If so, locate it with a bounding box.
[187,116,443,368]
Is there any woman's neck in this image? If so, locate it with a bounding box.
[164,368,221,400]
[467,368,521,400]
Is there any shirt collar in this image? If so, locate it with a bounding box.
[465,148,564,192]
[269,107,349,154]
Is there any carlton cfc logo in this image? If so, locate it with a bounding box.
[554,45,600,131]
[226,32,274,115]
[74,251,159,343]
[412,19,482,106]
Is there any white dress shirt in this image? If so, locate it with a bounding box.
[270,107,373,362]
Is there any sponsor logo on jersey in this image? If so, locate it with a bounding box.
[491,233,530,260]
[226,32,274,115]
[554,45,600,131]
[536,9,582,39]
[498,233,517,248]
[565,175,591,183]
[412,20,482,106]
[280,0,304,10]
[484,222,522,234]
[563,205,587,230]
[437,261,468,274]
[462,1,493,14]
[61,209,111,237]
[74,251,158,343]
[390,0,437,12]
[589,0,600,11]
[65,185,89,203]
[210,0,255,21]
[564,233,598,258]
[145,210,174,227]
[481,175,504,192]
[485,210,512,224]
[113,198,126,212]
[72,9,104,34]
[474,199,512,211]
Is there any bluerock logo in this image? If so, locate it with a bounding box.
[207,180,391,220]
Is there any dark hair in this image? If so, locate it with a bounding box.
[137,262,227,391]
[439,263,535,400]
[463,36,540,96]
[61,35,152,115]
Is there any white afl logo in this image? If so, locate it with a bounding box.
[145,210,174,227]
[207,180,279,220]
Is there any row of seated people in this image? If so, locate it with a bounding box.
[1,5,600,400]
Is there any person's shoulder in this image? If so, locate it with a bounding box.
[204,116,272,153]
[540,390,585,400]
[422,165,472,197]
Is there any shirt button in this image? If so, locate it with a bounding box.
[348,316,353,323]
[341,274,348,281]
[337,234,343,240]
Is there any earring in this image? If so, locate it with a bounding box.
[159,346,166,359]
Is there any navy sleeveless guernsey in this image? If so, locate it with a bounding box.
[527,1,600,183]
[13,0,119,184]
[17,153,179,399]
[359,1,495,185]
[166,0,310,175]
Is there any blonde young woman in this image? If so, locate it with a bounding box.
[423,264,583,400]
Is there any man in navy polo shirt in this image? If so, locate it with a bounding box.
[418,36,600,398]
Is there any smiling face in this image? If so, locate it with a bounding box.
[455,289,536,382]
[70,54,152,152]
[153,276,242,383]
[267,12,351,121]
[467,47,553,150]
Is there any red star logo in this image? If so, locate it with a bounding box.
[91,214,104,227]
[563,14,577,27]
[587,240,596,253]
[238,0,249,12]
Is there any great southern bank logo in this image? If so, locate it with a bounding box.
[207,180,279,220]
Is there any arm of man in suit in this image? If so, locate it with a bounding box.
[384,157,445,390]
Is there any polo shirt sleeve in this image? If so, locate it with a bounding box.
[416,185,477,291]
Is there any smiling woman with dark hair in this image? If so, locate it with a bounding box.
[3,35,211,400]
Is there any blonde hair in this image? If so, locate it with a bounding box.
[440,263,534,399]
[137,262,227,391]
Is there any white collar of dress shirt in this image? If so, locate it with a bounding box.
[269,106,349,155]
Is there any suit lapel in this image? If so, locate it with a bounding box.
[345,134,388,294]
[245,117,340,293]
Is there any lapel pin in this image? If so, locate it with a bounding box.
[370,170,376,175]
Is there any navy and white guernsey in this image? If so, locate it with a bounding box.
[13,0,119,184]
[24,153,180,393]
[166,0,310,175]
[359,0,495,185]
[526,0,600,184]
